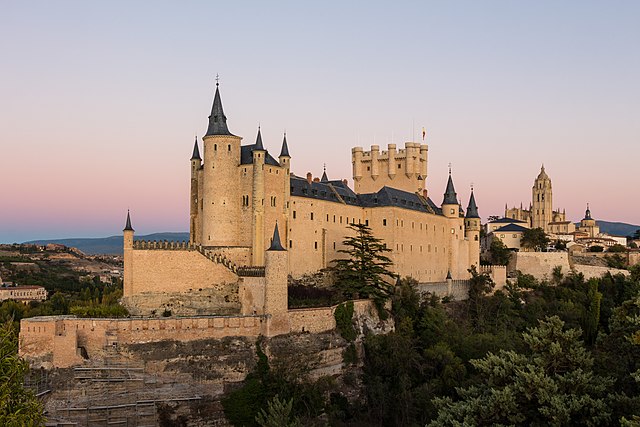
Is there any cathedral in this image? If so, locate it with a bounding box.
[505,166,573,234]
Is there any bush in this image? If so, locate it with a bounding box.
[334,301,356,342]
[588,245,605,252]
[342,343,358,365]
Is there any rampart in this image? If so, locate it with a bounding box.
[510,252,630,280]
[416,279,470,301]
[19,300,382,369]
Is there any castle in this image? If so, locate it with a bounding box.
[123,82,481,303]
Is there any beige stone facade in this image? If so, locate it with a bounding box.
[0,285,47,303]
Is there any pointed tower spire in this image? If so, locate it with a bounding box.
[279,132,290,157]
[190,136,201,160]
[446,270,452,280]
[465,190,480,218]
[321,164,328,182]
[442,170,458,205]
[584,203,592,220]
[205,80,233,136]
[268,222,285,251]
[254,126,265,151]
[123,210,134,232]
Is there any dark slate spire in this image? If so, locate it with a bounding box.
[268,223,285,251]
[584,203,592,220]
[190,136,201,161]
[205,82,233,137]
[321,164,328,182]
[254,126,265,151]
[279,133,290,157]
[442,172,458,205]
[465,190,480,218]
[446,270,452,280]
[123,210,134,232]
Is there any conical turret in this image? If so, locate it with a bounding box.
[190,137,201,161]
[279,133,290,157]
[442,173,458,205]
[465,190,480,219]
[123,210,134,232]
[254,127,265,151]
[268,223,285,251]
[205,82,233,137]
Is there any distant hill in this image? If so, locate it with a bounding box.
[25,232,190,255]
[596,221,639,237]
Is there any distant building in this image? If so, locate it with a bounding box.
[45,243,66,251]
[0,285,47,303]
[482,218,530,251]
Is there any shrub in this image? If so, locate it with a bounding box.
[334,301,356,342]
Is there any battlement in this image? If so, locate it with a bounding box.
[351,142,428,194]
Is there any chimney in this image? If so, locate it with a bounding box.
[423,189,428,198]
[313,177,320,183]
[343,179,348,185]
[306,172,312,184]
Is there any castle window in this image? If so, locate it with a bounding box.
[451,228,455,234]
[333,242,336,249]
[310,212,314,220]
[365,220,369,226]
[314,242,318,250]
[293,211,296,219]
[333,215,336,222]
[326,214,329,221]
[289,240,293,248]
[214,144,217,151]
[228,144,231,151]
[383,219,387,226]
[398,164,401,169]
[367,166,370,171]
[475,236,478,241]
[412,222,414,229]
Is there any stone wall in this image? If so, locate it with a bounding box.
[416,280,470,301]
[509,252,571,279]
[573,264,630,278]
[126,249,238,297]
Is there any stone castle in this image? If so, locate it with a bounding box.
[19,82,485,368]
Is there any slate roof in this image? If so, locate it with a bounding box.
[268,223,285,251]
[465,191,479,218]
[489,217,528,224]
[280,134,290,157]
[123,210,134,232]
[191,137,201,161]
[205,84,234,137]
[442,174,458,205]
[290,176,442,215]
[492,223,529,233]
[240,144,280,166]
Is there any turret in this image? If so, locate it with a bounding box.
[201,81,242,246]
[278,133,291,248]
[251,127,266,266]
[264,223,290,335]
[370,145,380,179]
[465,189,481,268]
[123,210,134,297]
[189,137,201,244]
[387,144,397,178]
[352,146,363,182]
[442,170,458,218]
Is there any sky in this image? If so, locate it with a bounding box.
[1,1,639,242]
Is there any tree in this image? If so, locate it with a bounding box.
[467,266,495,331]
[520,227,550,251]
[488,236,511,265]
[609,244,628,253]
[255,396,301,427]
[429,316,613,426]
[0,321,45,426]
[331,223,396,311]
[589,245,605,253]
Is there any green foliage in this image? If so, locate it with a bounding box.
[589,245,605,252]
[605,253,628,269]
[334,301,356,342]
[342,343,357,365]
[0,321,45,426]
[331,223,395,310]
[582,279,602,345]
[488,236,511,265]
[467,266,495,331]
[520,227,550,251]
[552,265,564,284]
[255,395,301,427]
[610,244,629,253]
[429,316,613,426]
[554,239,567,250]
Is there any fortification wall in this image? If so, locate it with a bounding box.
[509,252,571,279]
[480,265,507,289]
[416,280,470,301]
[127,249,238,296]
[573,265,630,279]
[20,314,266,368]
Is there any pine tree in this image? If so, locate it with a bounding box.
[331,223,396,308]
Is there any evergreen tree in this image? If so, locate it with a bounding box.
[521,227,550,251]
[331,223,396,309]
[430,316,613,426]
[0,321,45,426]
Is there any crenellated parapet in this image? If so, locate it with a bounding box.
[133,240,194,250]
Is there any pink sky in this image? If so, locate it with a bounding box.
[1,1,638,242]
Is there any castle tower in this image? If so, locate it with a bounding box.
[264,223,290,335]
[531,165,553,231]
[351,142,429,194]
[251,128,266,266]
[441,171,459,219]
[189,137,202,245]
[579,203,600,237]
[278,133,291,251]
[123,210,134,297]
[465,189,481,268]
[200,82,243,246]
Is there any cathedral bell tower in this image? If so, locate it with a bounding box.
[531,165,553,231]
